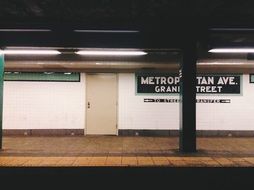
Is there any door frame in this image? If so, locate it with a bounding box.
[84,73,119,135]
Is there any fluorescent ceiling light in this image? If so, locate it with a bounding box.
[75,50,147,56]
[3,50,61,55]
[209,48,254,53]
[198,62,245,65]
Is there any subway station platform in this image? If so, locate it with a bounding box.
[1,136,254,167]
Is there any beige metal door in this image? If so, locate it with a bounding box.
[86,73,117,135]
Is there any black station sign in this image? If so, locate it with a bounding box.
[144,98,231,103]
[136,73,241,94]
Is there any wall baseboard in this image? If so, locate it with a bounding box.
[118,129,254,137]
[3,129,84,136]
[3,129,254,137]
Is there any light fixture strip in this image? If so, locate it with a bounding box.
[3,50,61,55]
[75,50,147,56]
[209,48,254,53]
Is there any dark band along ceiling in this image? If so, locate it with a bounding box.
[0,0,253,28]
[0,0,254,48]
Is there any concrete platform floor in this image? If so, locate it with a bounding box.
[1,136,254,167]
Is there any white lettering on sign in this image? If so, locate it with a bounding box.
[141,76,180,85]
[138,74,240,94]
[217,77,236,85]
[197,76,214,85]
[155,86,179,92]
[149,77,154,84]
[144,98,231,103]
[161,77,167,84]
[196,86,223,93]
[229,77,236,85]
[141,77,149,84]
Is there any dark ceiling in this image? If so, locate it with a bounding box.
[0,0,254,49]
[0,0,254,29]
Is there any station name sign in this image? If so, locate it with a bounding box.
[136,73,241,94]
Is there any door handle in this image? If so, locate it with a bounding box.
[88,102,90,109]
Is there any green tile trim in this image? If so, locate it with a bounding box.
[250,74,254,83]
[4,72,80,82]
[0,54,4,149]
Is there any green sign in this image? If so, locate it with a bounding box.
[250,74,254,83]
[4,72,80,82]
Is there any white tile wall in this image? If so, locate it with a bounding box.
[118,73,254,130]
[3,72,254,131]
[3,73,86,129]
[196,75,254,130]
[118,73,179,129]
